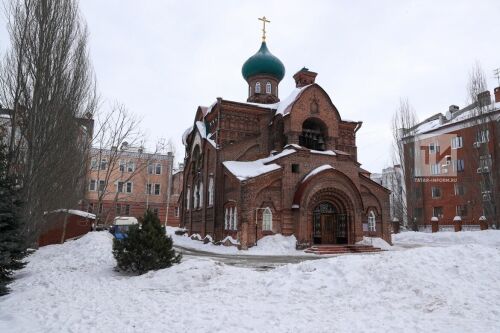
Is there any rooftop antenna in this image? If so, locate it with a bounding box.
[494,68,500,87]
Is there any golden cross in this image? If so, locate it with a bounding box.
[258,16,270,42]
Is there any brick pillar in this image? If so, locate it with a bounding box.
[480,218,488,230]
[240,223,248,250]
[431,219,439,233]
[454,221,461,232]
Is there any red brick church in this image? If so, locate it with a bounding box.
[181,24,391,249]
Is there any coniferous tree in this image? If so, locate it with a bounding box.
[112,210,181,274]
[0,144,28,296]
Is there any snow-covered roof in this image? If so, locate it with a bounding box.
[275,85,311,116]
[311,149,336,156]
[182,125,194,146]
[48,209,96,219]
[412,101,500,135]
[302,164,335,183]
[223,149,297,181]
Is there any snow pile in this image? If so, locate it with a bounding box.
[357,236,393,250]
[393,230,500,247]
[223,149,296,181]
[166,227,311,256]
[1,231,500,332]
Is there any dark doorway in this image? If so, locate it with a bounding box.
[313,202,348,244]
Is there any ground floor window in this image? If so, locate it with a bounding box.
[262,207,272,231]
[224,206,237,230]
[368,211,376,231]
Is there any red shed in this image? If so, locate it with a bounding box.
[39,209,96,247]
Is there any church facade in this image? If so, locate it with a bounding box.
[180,37,391,250]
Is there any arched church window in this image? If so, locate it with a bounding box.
[186,187,191,211]
[208,176,214,206]
[255,82,261,93]
[368,211,376,232]
[299,118,327,151]
[225,208,229,230]
[266,82,272,94]
[233,207,238,230]
[193,184,198,209]
[199,181,204,208]
[262,207,273,231]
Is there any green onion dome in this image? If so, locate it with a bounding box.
[242,42,285,82]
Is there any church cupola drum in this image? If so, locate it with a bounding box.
[242,16,285,104]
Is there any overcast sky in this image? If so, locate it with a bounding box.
[1,0,499,172]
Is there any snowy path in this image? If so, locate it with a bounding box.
[0,231,500,332]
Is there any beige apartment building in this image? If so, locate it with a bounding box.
[82,144,174,225]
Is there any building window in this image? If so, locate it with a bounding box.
[433,206,443,219]
[429,143,440,154]
[291,164,299,173]
[155,163,162,175]
[208,177,214,206]
[118,182,125,193]
[193,184,199,209]
[154,184,160,195]
[186,187,191,210]
[479,154,492,170]
[124,204,130,215]
[233,207,237,230]
[224,206,237,230]
[99,159,108,170]
[89,179,96,191]
[255,82,261,93]
[456,205,467,217]
[454,183,465,196]
[367,211,376,232]
[451,136,463,149]
[127,161,135,172]
[199,182,204,208]
[175,207,179,217]
[476,129,489,143]
[147,163,154,174]
[452,159,465,172]
[431,187,441,198]
[90,158,98,170]
[225,208,229,230]
[146,183,152,195]
[126,182,133,193]
[266,82,271,94]
[116,204,122,215]
[262,207,272,231]
[98,180,106,192]
[430,164,440,175]
[119,160,126,172]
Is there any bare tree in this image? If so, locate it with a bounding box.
[391,98,420,230]
[0,0,98,242]
[464,62,497,227]
[89,103,148,225]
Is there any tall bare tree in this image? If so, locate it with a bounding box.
[464,62,497,227]
[391,98,420,230]
[89,103,147,225]
[0,0,98,242]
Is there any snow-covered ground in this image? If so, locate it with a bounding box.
[1,231,500,332]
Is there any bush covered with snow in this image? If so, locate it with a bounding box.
[113,211,181,274]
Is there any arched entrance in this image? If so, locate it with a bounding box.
[312,202,348,244]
